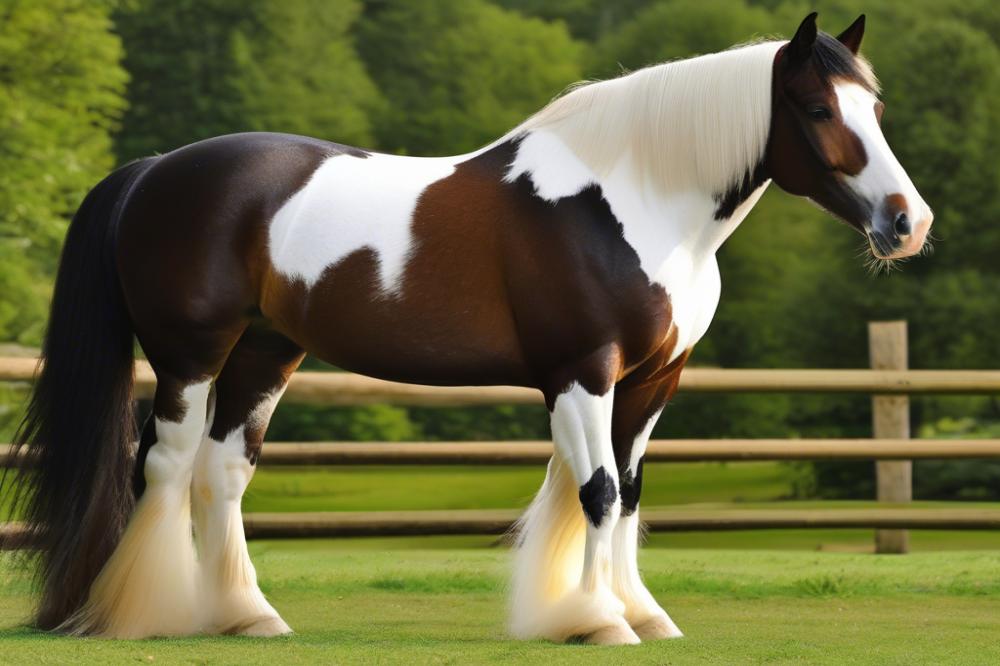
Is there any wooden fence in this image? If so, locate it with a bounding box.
[2,320,1000,553]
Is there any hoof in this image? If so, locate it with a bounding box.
[225,615,292,637]
[631,615,683,640]
[583,623,641,646]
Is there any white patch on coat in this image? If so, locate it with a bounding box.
[504,130,598,200]
[509,131,770,362]
[835,82,930,228]
[549,382,616,486]
[268,152,459,295]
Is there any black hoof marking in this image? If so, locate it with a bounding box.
[579,466,617,527]
[619,457,644,517]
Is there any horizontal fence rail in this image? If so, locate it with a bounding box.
[5,507,1000,547]
[2,336,999,548]
[5,439,1000,468]
[242,508,1000,536]
[5,357,1000,405]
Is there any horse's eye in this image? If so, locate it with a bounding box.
[806,106,833,121]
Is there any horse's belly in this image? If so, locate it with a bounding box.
[263,245,531,387]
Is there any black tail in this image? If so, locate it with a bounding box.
[1,158,155,629]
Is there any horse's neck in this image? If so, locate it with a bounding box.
[509,130,769,285]
[507,129,769,353]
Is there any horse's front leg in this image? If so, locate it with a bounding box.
[609,356,689,640]
[512,380,638,645]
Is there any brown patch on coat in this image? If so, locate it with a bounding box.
[611,338,689,475]
[262,139,676,408]
[208,325,304,461]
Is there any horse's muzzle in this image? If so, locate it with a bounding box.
[868,194,933,259]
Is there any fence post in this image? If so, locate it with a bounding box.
[869,320,911,554]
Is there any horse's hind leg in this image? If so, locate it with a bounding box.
[66,339,237,638]
[192,327,304,636]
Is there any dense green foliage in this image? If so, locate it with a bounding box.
[114,0,381,159]
[0,0,126,343]
[357,0,582,155]
[1,0,998,498]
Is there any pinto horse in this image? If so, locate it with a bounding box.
[7,13,931,643]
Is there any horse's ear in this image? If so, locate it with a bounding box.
[836,14,866,54]
[787,12,818,65]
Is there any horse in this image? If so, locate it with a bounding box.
[4,12,931,643]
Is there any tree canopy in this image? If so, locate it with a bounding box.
[357,0,582,155]
[0,0,126,342]
[114,0,381,160]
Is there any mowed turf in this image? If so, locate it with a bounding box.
[241,461,796,512]
[2,460,999,662]
[2,544,999,664]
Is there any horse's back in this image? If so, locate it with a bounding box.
[112,132,530,384]
[112,131,671,392]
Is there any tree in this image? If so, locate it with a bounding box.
[873,21,1000,272]
[0,0,127,344]
[590,0,774,77]
[357,0,583,155]
[496,0,654,42]
[114,0,381,161]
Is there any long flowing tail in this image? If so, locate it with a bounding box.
[1,158,154,629]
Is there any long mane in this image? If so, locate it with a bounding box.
[517,41,785,196]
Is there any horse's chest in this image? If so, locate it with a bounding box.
[654,255,722,361]
[613,214,723,364]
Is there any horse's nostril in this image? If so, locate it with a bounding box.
[893,212,910,237]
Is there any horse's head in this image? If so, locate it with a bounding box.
[766,13,932,261]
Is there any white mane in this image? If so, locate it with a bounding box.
[517,41,785,196]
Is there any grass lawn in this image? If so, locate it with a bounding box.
[241,461,797,512]
[2,544,999,664]
[3,461,999,662]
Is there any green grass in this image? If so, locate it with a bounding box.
[2,545,999,664]
[241,461,797,513]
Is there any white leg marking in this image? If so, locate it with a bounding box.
[192,390,289,636]
[612,512,682,640]
[612,409,682,639]
[511,384,638,645]
[64,380,212,638]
